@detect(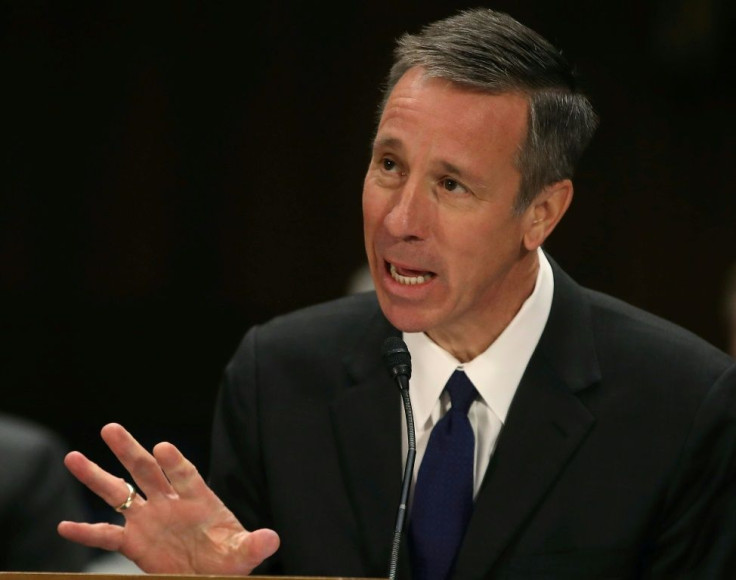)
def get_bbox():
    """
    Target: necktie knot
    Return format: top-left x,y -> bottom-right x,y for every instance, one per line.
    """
446,370 -> 477,415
